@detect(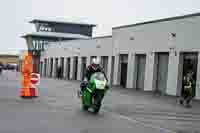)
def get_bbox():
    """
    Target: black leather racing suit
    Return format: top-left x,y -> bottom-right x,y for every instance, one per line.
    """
80,64 -> 108,92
